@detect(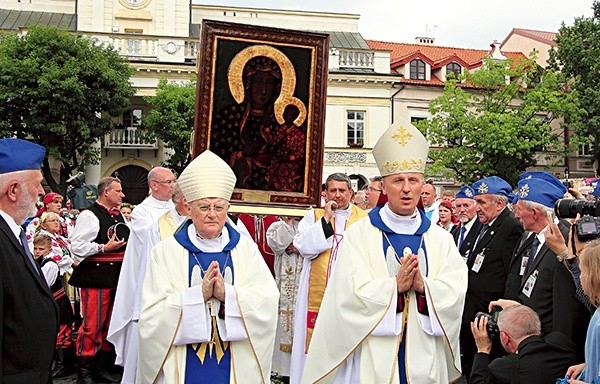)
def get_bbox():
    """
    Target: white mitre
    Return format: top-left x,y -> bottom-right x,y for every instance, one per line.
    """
372,118 -> 430,176
177,150 -> 237,203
